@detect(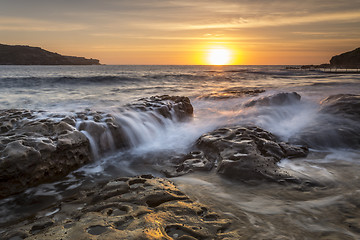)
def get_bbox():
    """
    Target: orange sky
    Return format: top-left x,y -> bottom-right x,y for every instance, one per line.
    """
1,0 -> 360,65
